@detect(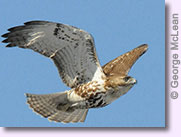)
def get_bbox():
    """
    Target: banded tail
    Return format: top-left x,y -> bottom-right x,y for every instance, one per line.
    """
25,92 -> 88,123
